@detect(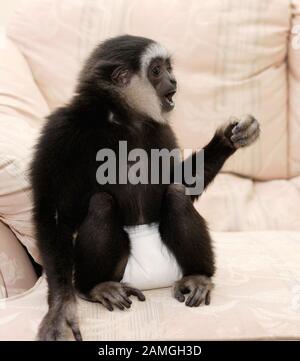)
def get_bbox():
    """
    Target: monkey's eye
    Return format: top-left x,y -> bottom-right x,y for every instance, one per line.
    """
152,66 -> 161,77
